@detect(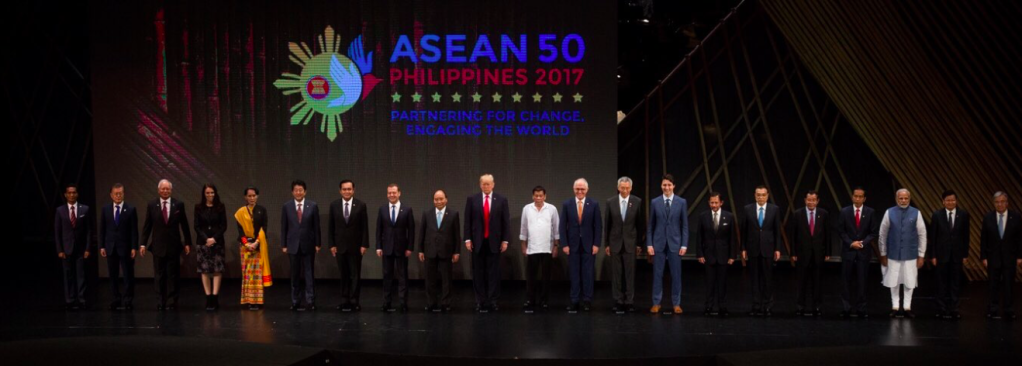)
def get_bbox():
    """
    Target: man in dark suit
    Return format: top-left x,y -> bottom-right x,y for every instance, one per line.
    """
646,174 -> 689,315
281,179 -> 321,311
694,192 -> 737,316
417,189 -> 461,312
927,190 -> 970,319
464,174 -> 511,312
980,191 -> 1022,320
376,183 -> 414,312
836,186 -> 878,318
54,183 -> 92,310
99,183 -> 139,310
604,176 -> 644,313
140,179 -> 191,310
561,178 -> 602,312
329,179 -> 369,311
789,190 -> 830,317
740,185 -> 783,316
